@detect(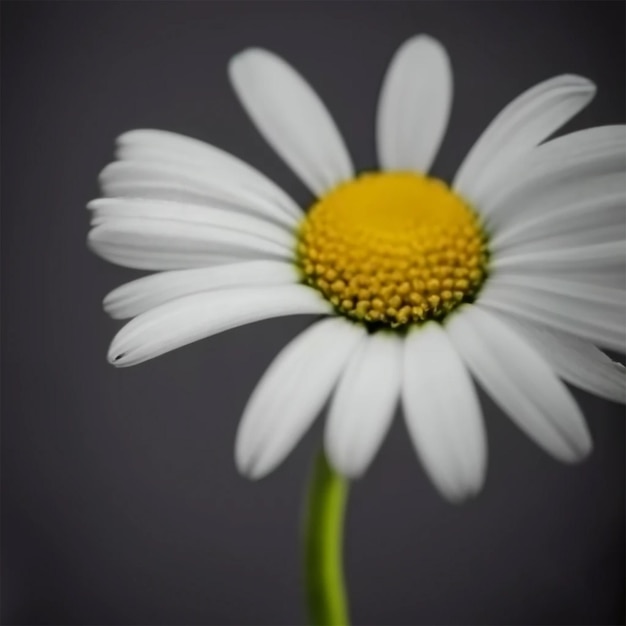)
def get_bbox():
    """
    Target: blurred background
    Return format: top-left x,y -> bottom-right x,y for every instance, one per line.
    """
2,2 -> 624,624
